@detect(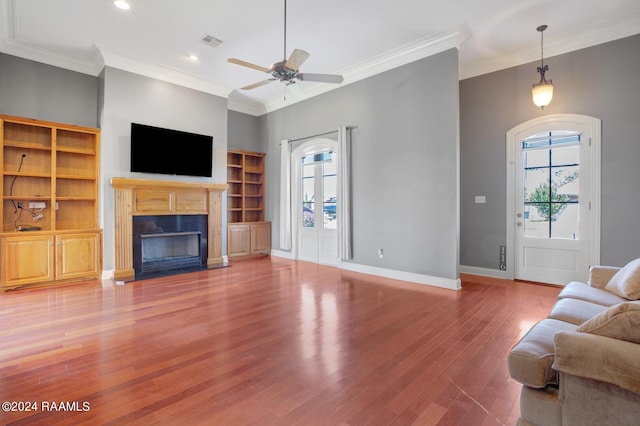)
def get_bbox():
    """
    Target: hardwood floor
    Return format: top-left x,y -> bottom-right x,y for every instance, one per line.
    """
0,257 -> 560,425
